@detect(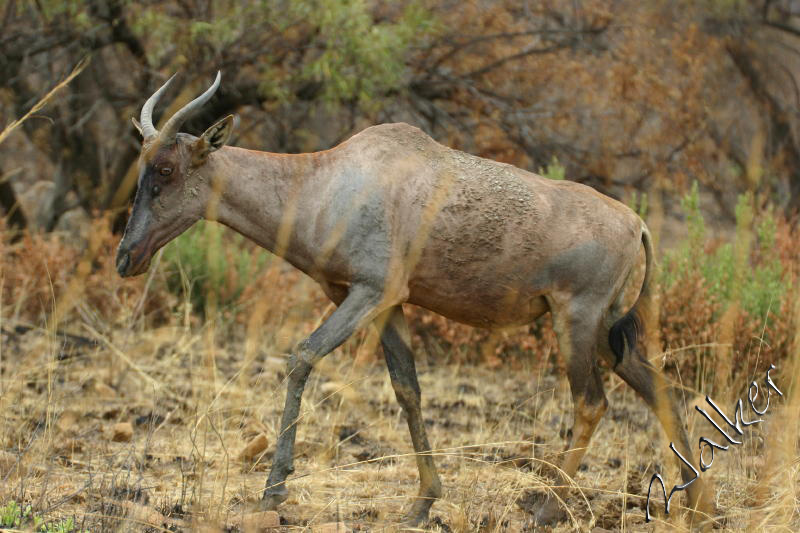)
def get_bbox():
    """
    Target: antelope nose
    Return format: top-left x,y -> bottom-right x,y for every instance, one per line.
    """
116,251 -> 131,277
